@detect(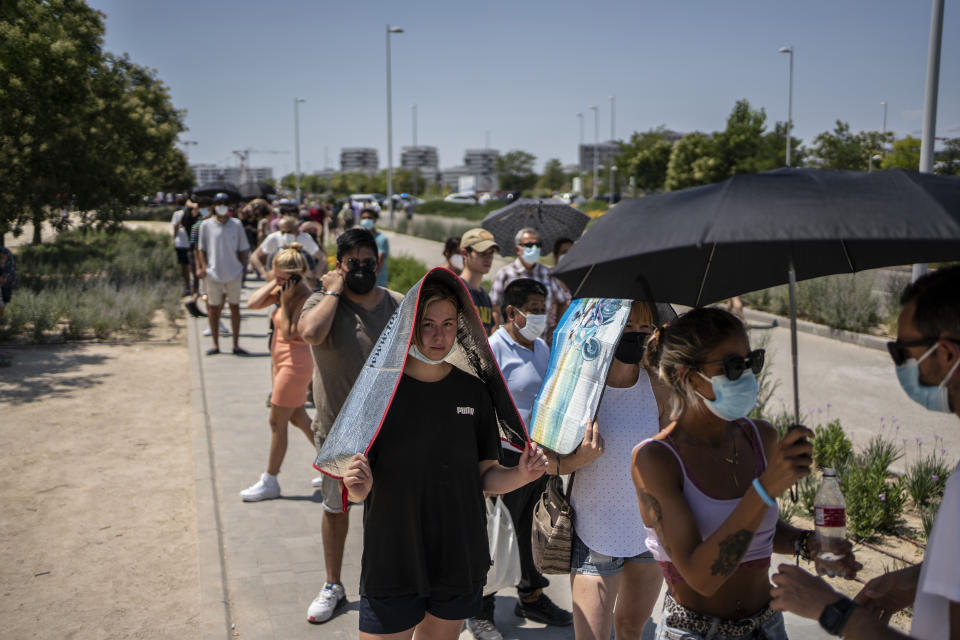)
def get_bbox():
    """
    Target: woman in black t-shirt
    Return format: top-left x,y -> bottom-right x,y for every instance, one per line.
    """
343,281 -> 549,640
